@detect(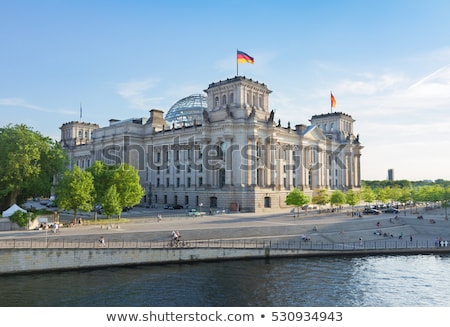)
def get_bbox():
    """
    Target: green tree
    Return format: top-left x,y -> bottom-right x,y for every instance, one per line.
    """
285,188 -> 310,218
375,187 -> 389,204
55,166 -> 94,222
102,185 -> 122,221
9,210 -> 30,228
86,161 -> 112,220
330,190 -> 346,210
86,161 -> 144,219
312,189 -> 330,211
0,124 -> 66,210
361,186 -> 376,206
111,163 -> 145,211
346,189 -> 360,214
